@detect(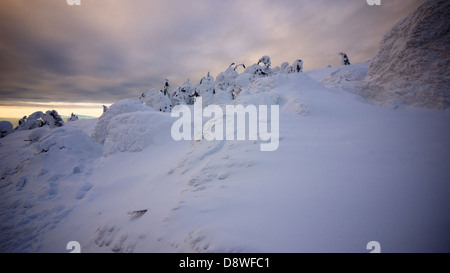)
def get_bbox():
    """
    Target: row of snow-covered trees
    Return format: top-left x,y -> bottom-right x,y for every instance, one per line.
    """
137,52 -> 351,112
138,56 -> 306,112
